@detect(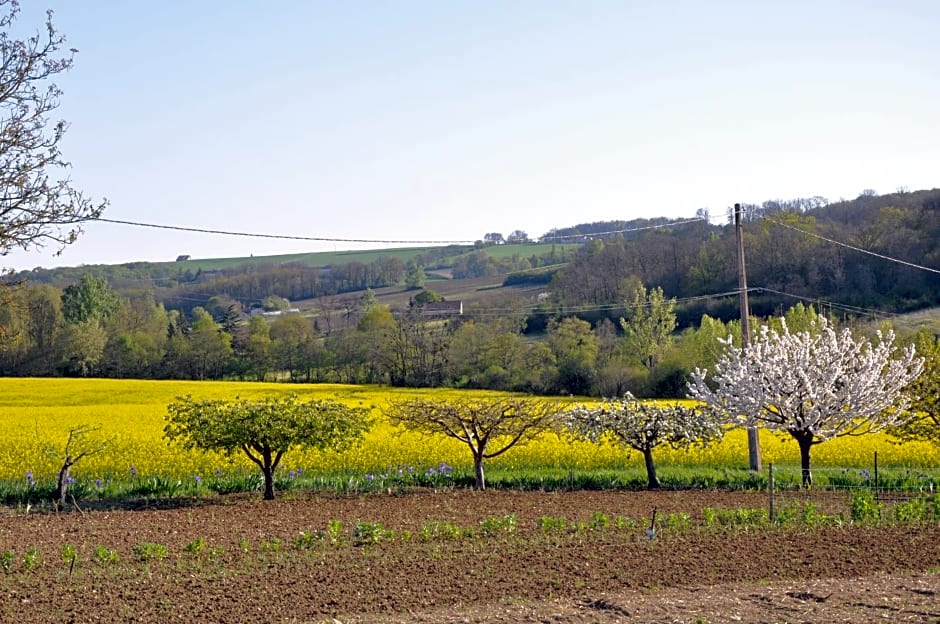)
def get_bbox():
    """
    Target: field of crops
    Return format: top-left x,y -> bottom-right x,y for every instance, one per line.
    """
1,378 -> 938,494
